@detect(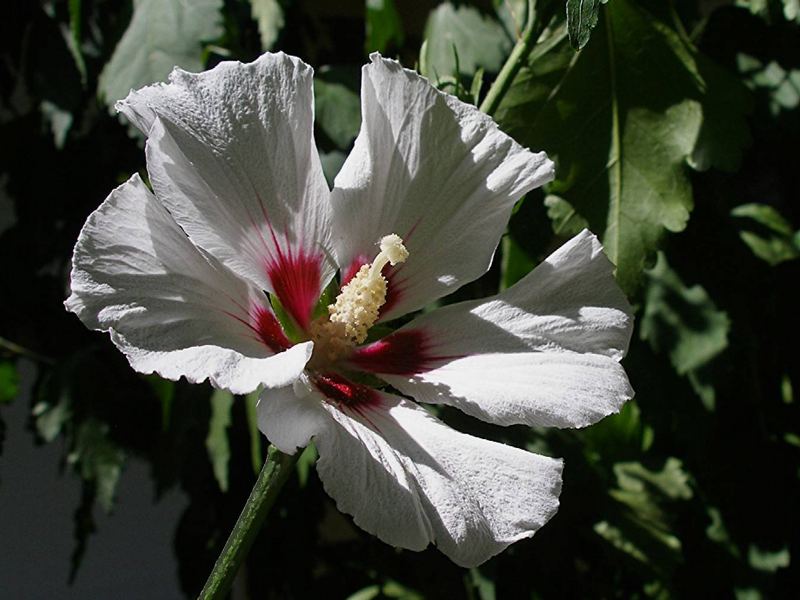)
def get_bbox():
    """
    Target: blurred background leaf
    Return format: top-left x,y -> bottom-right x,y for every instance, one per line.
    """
98,0 -> 224,109
250,0 -> 284,51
